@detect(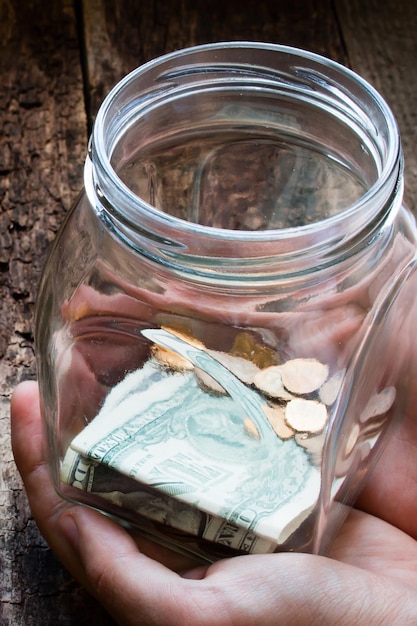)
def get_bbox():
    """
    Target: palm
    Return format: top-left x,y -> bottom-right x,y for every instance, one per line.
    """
328,509 -> 417,588
355,407 -> 417,541
12,381 -> 417,624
